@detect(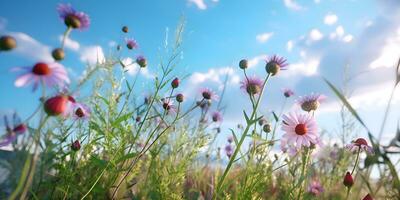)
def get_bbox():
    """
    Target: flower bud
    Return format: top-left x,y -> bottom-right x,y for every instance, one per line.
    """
52,48 -> 65,61
362,194 -> 373,200
239,59 -> 248,69
65,15 -> 81,29
71,140 -> 81,151
266,61 -> 280,76
343,172 -> 354,188
136,56 -> 147,68
263,123 -> 272,133
122,26 -> 129,33
171,78 -> 179,88
0,35 -> 17,51
136,116 -> 141,123
44,95 -> 69,116
176,93 -> 184,103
